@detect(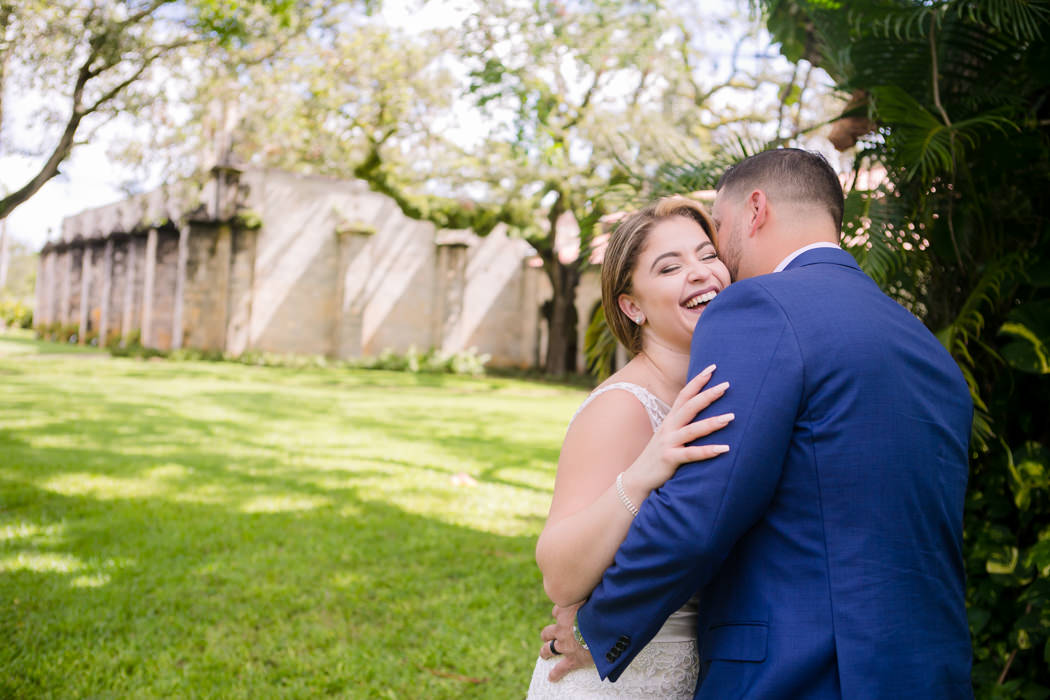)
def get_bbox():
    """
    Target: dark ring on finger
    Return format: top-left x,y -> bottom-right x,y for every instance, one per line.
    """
549,639 -> 561,656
